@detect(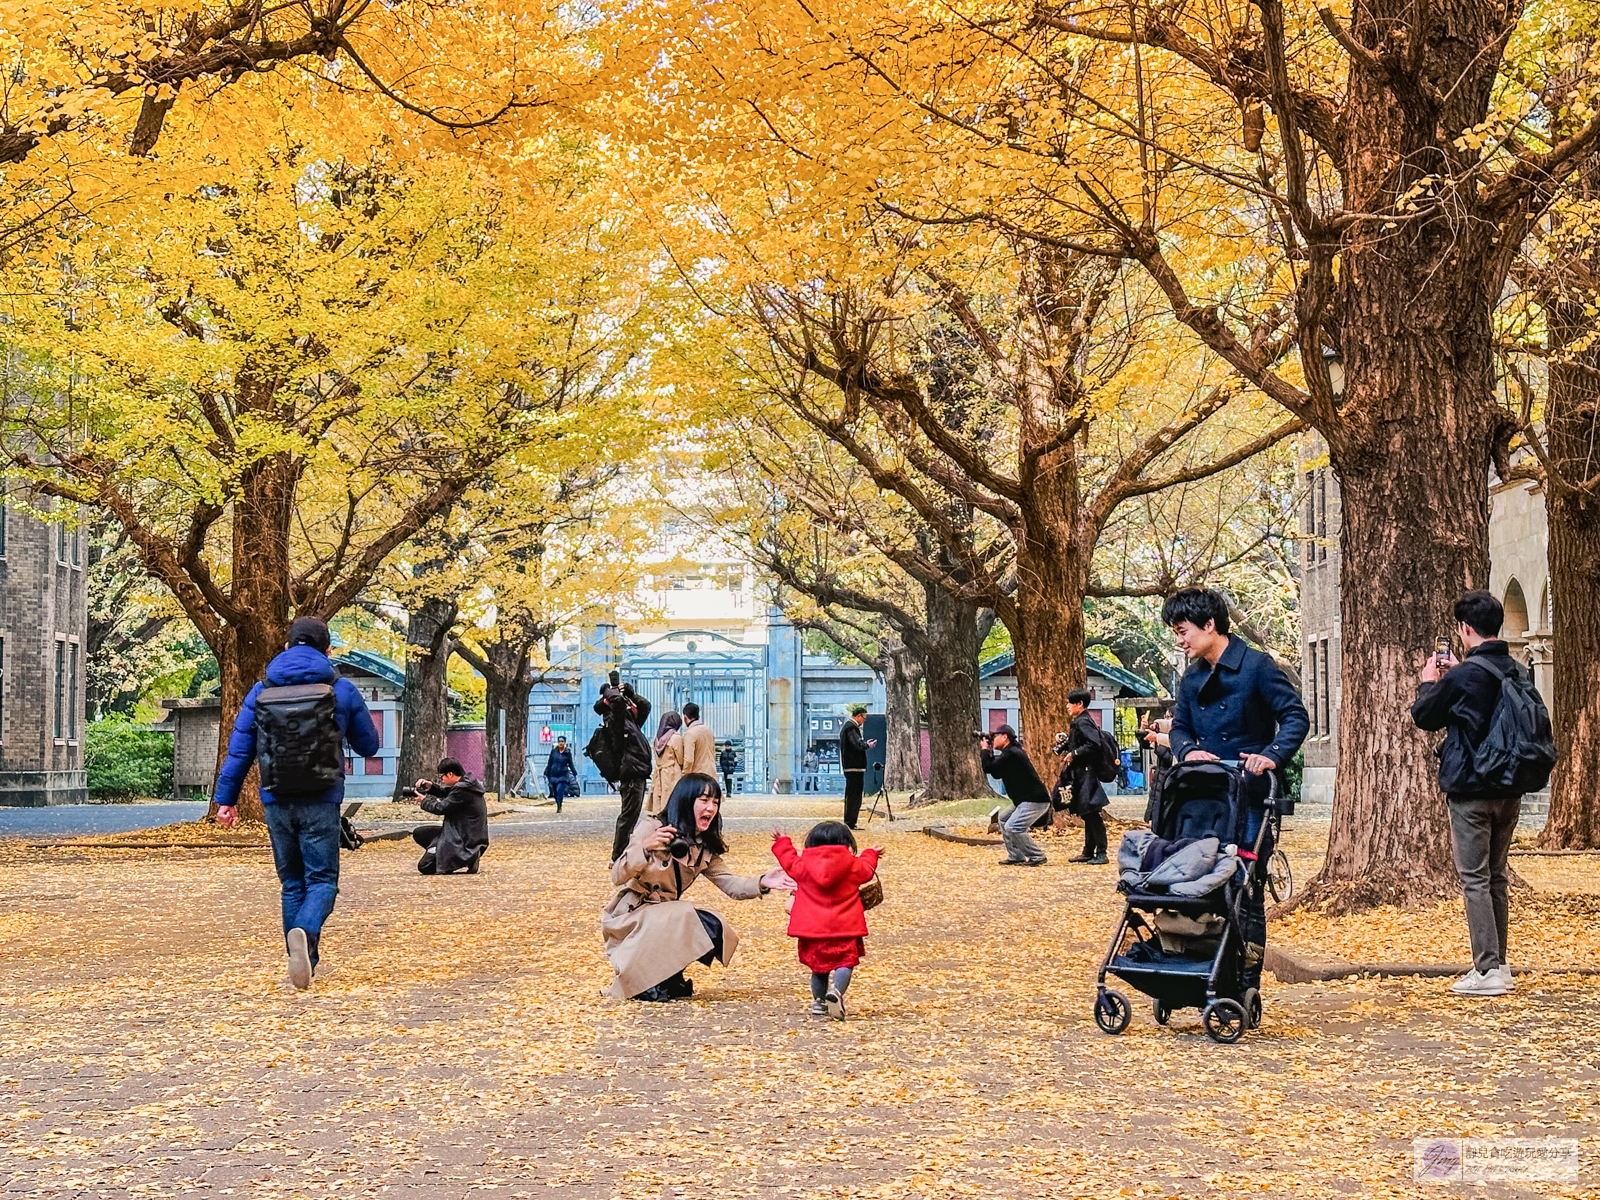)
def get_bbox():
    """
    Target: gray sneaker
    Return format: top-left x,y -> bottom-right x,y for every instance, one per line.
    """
808,999 -> 828,1018
286,928 -> 313,990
